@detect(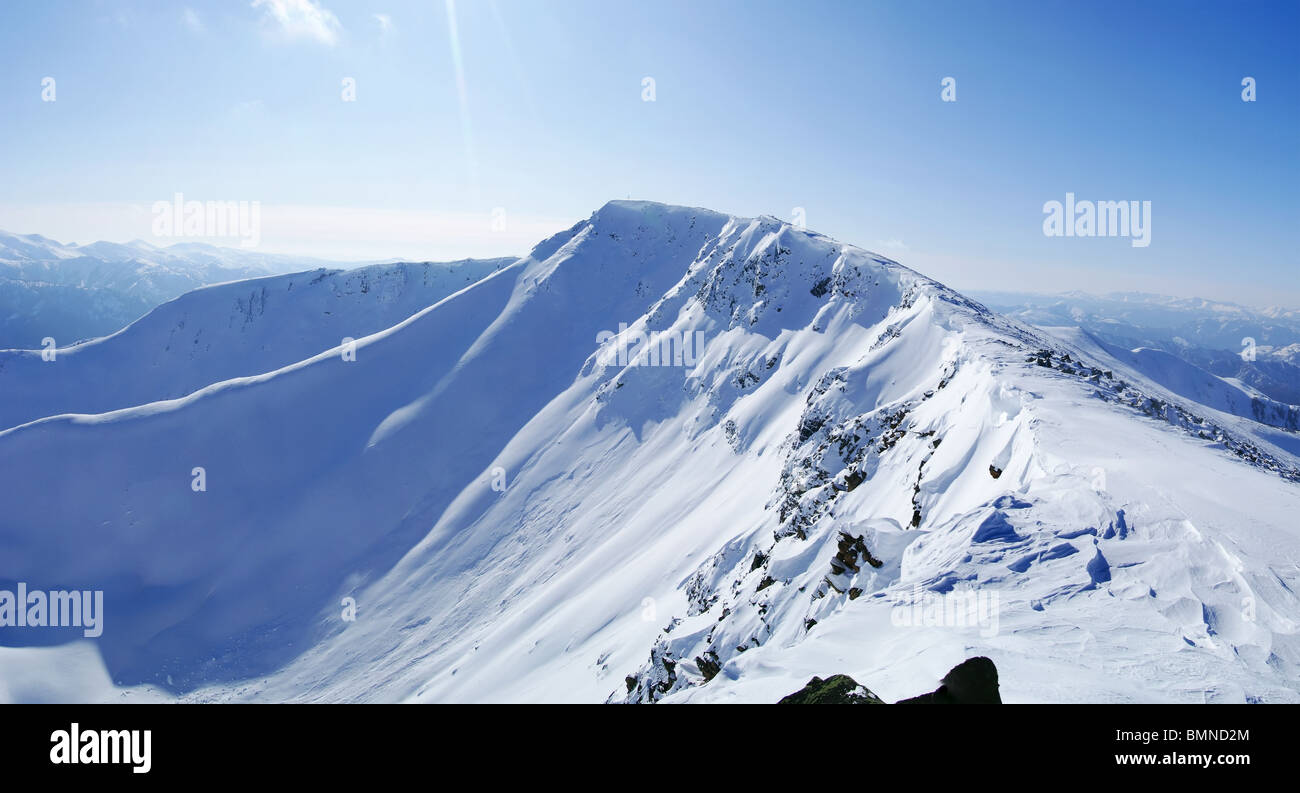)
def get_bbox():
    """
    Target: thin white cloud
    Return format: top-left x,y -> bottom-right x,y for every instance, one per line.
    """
251,0 -> 343,46
182,8 -> 204,34
229,99 -> 265,118
373,13 -> 394,46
